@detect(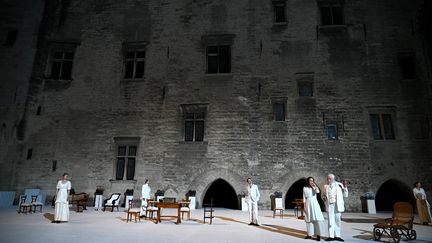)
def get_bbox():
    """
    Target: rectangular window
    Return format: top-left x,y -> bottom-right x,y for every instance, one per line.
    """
327,124 -> 338,140
369,113 -> 395,140
298,82 -> 313,97
399,56 -> 415,79
50,51 -> 74,80
409,115 -> 429,140
184,111 -> 205,142
273,102 -> 286,121
116,145 -> 137,180
4,29 -> 18,46
124,50 -> 145,79
207,45 -> 231,73
320,6 -> 343,25
273,3 -> 286,23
